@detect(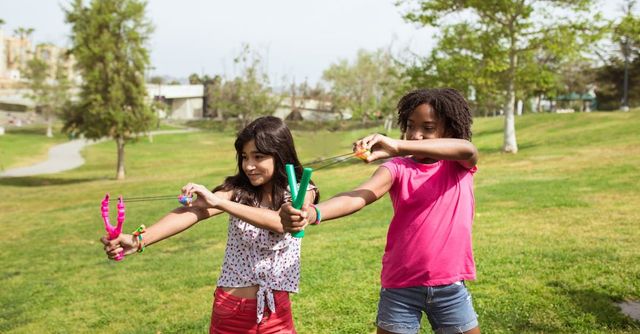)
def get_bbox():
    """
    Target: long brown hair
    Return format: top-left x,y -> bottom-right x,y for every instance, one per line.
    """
212,116 -> 318,210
